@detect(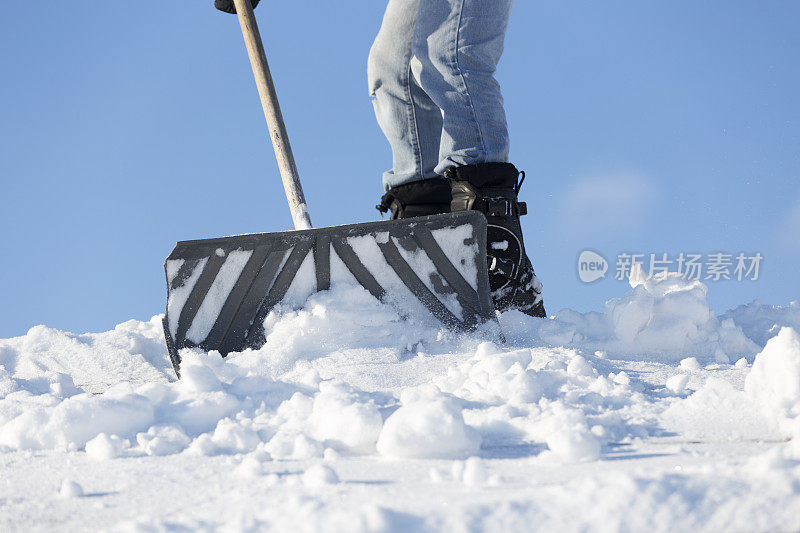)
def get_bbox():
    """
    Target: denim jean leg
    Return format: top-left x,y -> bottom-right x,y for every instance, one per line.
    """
368,0 -> 444,191
411,0 -> 514,174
